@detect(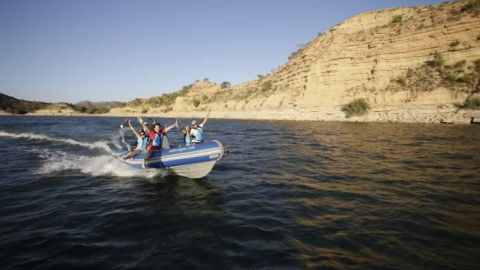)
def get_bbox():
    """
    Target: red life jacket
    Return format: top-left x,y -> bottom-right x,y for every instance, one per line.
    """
147,128 -> 165,150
